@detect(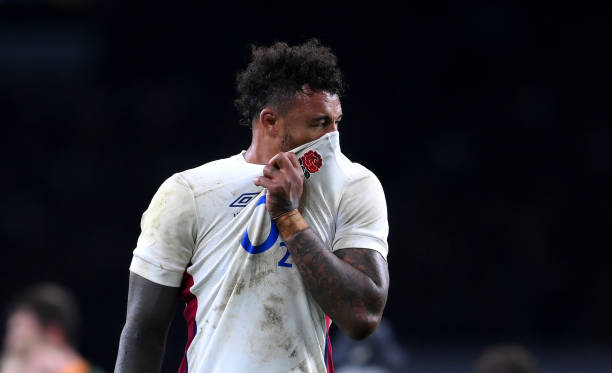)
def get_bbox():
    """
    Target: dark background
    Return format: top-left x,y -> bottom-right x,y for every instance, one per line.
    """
1,1 -> 611,372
